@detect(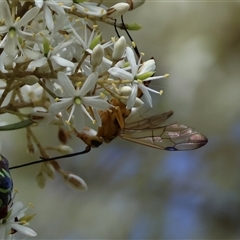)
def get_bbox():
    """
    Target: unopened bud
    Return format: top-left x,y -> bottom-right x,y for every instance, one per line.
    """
126,0 -> 146,10
134,97 -> 144,107
22,75 -> 39,85
125,23 -> 142,31
58,127 -> 69,144
112,36 -> 126,60
106,3 -> 130,18
120,86 -> 132,96
138,59 -> 156,73
57,144 -> 73,154
26,143 -> 37,155
41,162 -> 55,180
3,55 -> 15,70
90,44 -> 104,67
64,173 -> 88,191
36,172 -> 47,189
